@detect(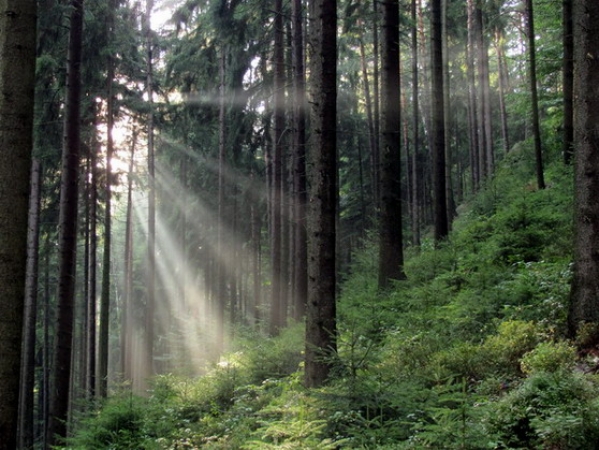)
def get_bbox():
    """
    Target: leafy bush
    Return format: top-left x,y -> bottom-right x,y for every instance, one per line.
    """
487,371 -> 599,449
